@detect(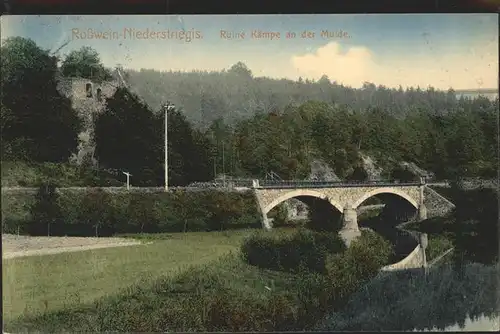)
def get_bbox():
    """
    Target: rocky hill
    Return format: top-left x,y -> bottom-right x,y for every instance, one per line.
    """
359,153 -> 384,180
307,160 -> 341,181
